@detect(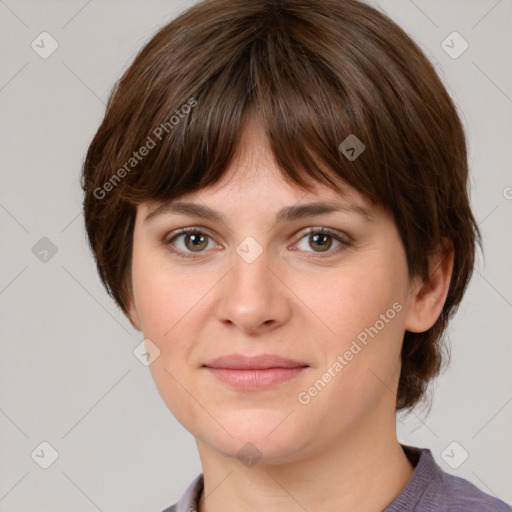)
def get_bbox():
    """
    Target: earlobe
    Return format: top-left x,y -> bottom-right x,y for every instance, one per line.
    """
404,241 -> 455,333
